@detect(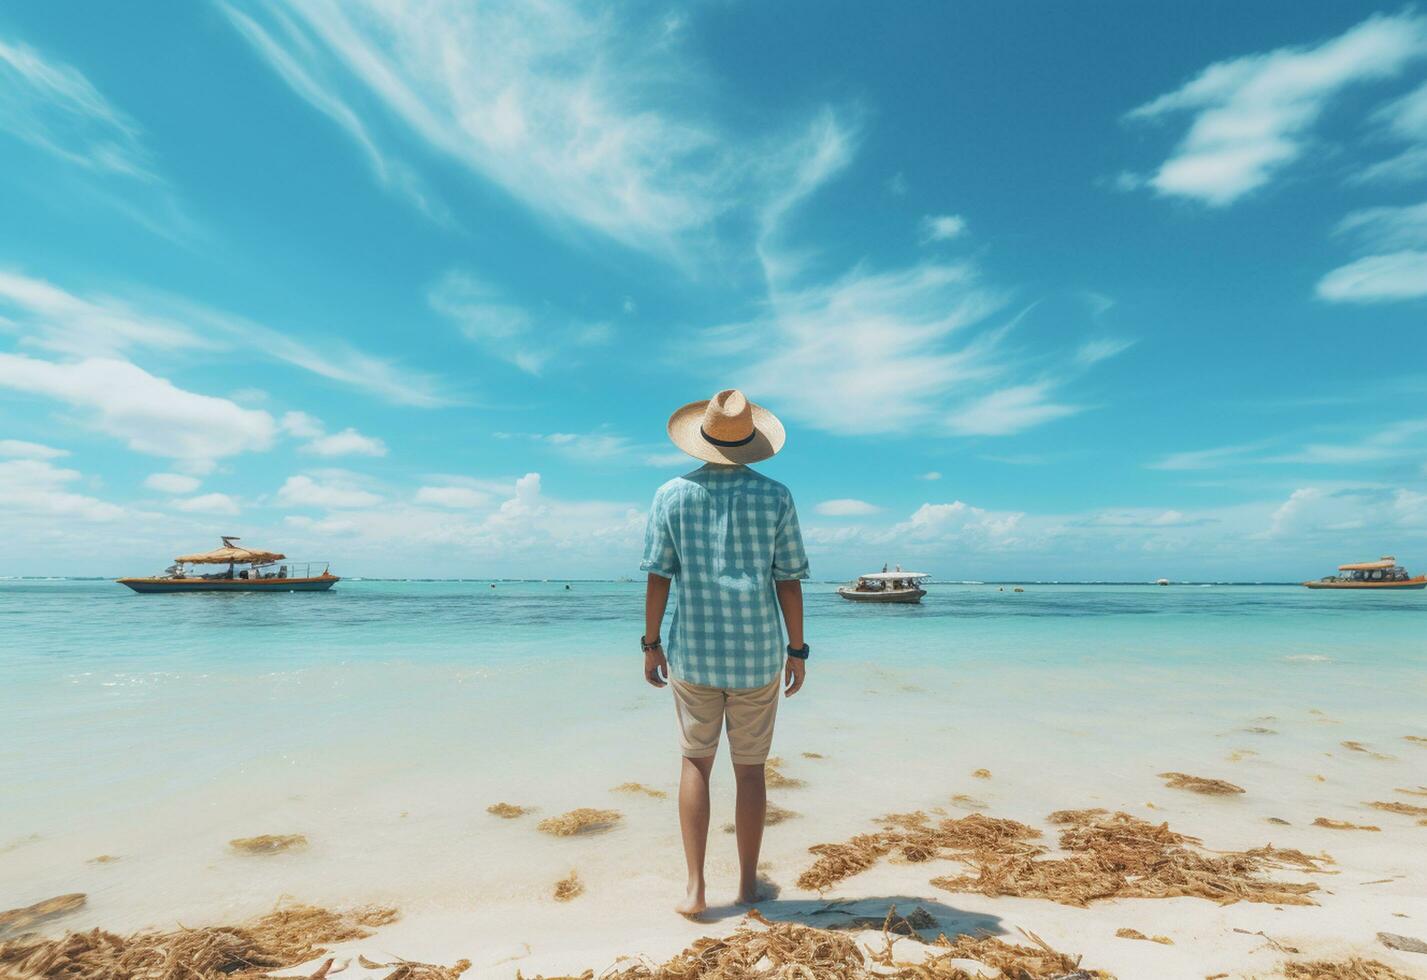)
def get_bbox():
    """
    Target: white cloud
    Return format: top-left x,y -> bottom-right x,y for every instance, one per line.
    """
1148,443 -> 1262,471
0,438 -> 68,459
1125,12 -> 1427,205
0,458 -> 125,521
144,472 -> 201,494
1334,201 -> 1427,251
224,0 -> 754,254
1075,337 -> 1134,366
280,411 -> 324,439
0,270 -> 210,356
919,214 -> 967,243
1264,486 -> 1427,539
947,383 -> 1079,436
707,114 -> 1104,442
0,271 -> 450,407
920,471 -> 942,481
1316,251 -> 1427,302
277,473 -> 384,509
0,354 -> 276,461
303,427 -> 388,458
815,498 -> 882,517
427,270 -> 615,373
1353,80 -> 1427,184
0,37 -> 151,178
414,485 -> 492,509
172,492 -> 240,515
